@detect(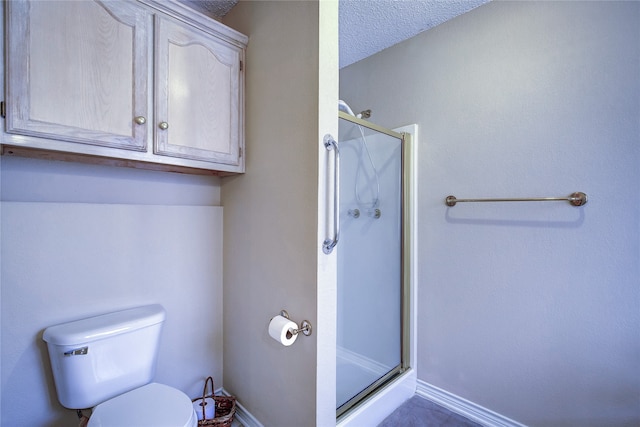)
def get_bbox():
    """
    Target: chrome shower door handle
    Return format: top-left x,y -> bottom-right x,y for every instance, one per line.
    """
323,134 -> 340,254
